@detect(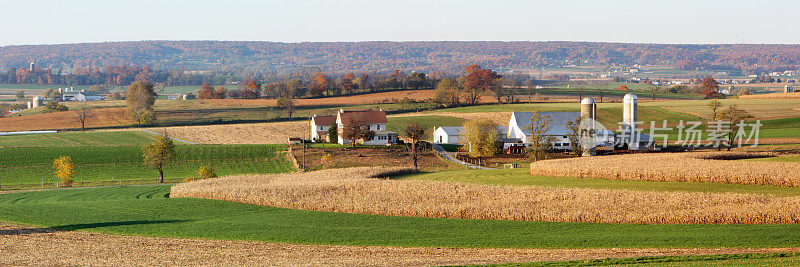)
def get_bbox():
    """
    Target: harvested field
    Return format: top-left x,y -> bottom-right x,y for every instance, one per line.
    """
5,222 -> 799,266
395,111 -> 510,125
740,92 -> 800,99
0,107 -> 129,132
172,167 -> 800,224
148,121 -> 307,144
297,146 -> 449,171
530,152 -> 800,187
